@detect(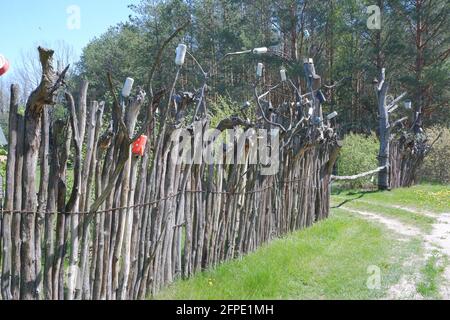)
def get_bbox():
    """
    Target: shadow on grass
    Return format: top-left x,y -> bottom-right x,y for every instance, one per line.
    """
332,190 -> 381,209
